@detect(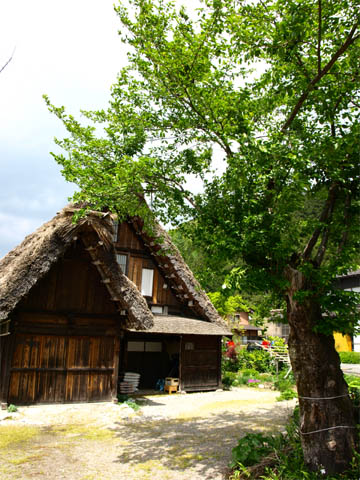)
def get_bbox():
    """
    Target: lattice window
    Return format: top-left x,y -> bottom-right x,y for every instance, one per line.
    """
116,253 -> 128,274
141,268 -> 154,296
